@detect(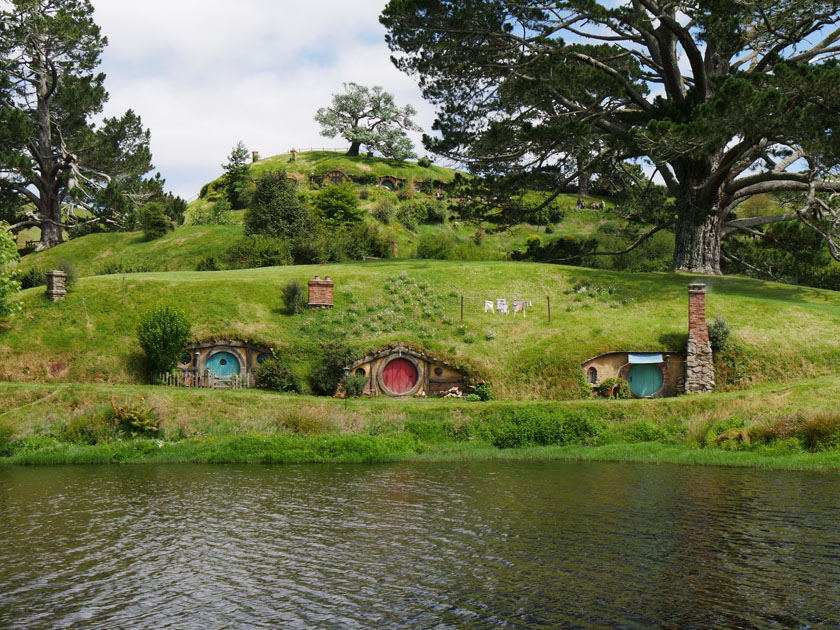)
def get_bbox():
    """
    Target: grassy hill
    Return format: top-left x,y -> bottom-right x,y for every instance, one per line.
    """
2,260 -> 838,399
